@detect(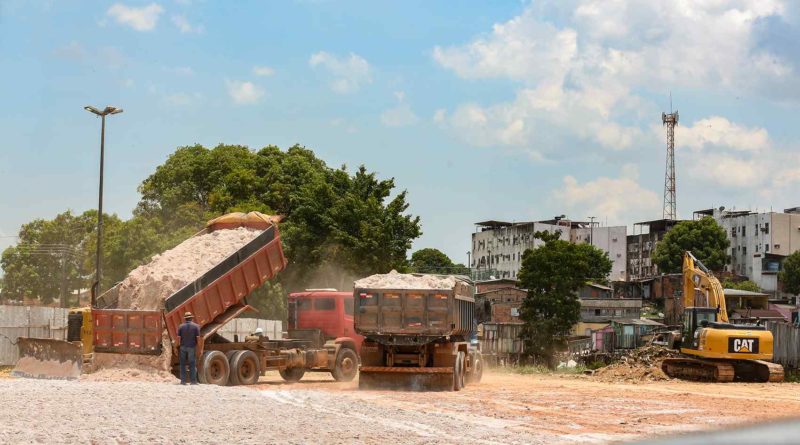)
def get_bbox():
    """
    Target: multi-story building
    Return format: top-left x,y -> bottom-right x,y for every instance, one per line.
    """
694,207 -> 800,294
626,219 -> 681,280
471,218 -> 627,281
